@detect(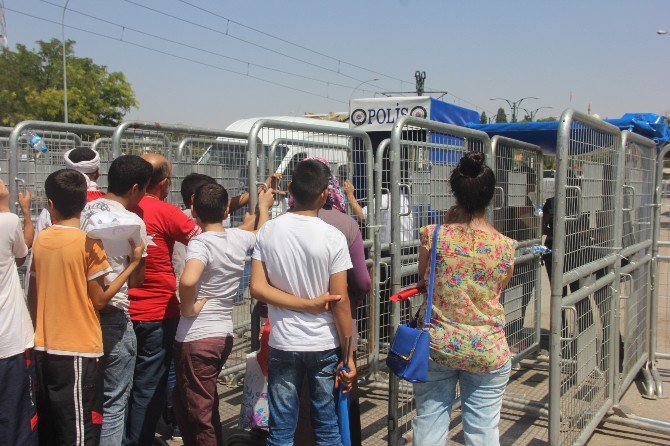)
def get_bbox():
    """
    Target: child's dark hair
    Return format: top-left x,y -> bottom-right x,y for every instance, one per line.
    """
107,155 -> 152,195
45,169 -> 87,219
193,183 -> 229,224
181,173 -> 216,207
67,147 -> 97,164
449,151 -> 496,217
290,159 -> 330,206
